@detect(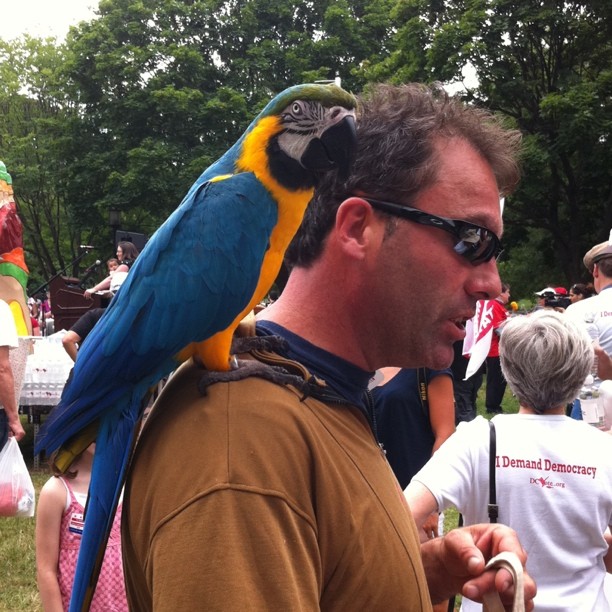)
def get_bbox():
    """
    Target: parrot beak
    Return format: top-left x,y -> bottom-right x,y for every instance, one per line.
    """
301,114 -> 357,181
